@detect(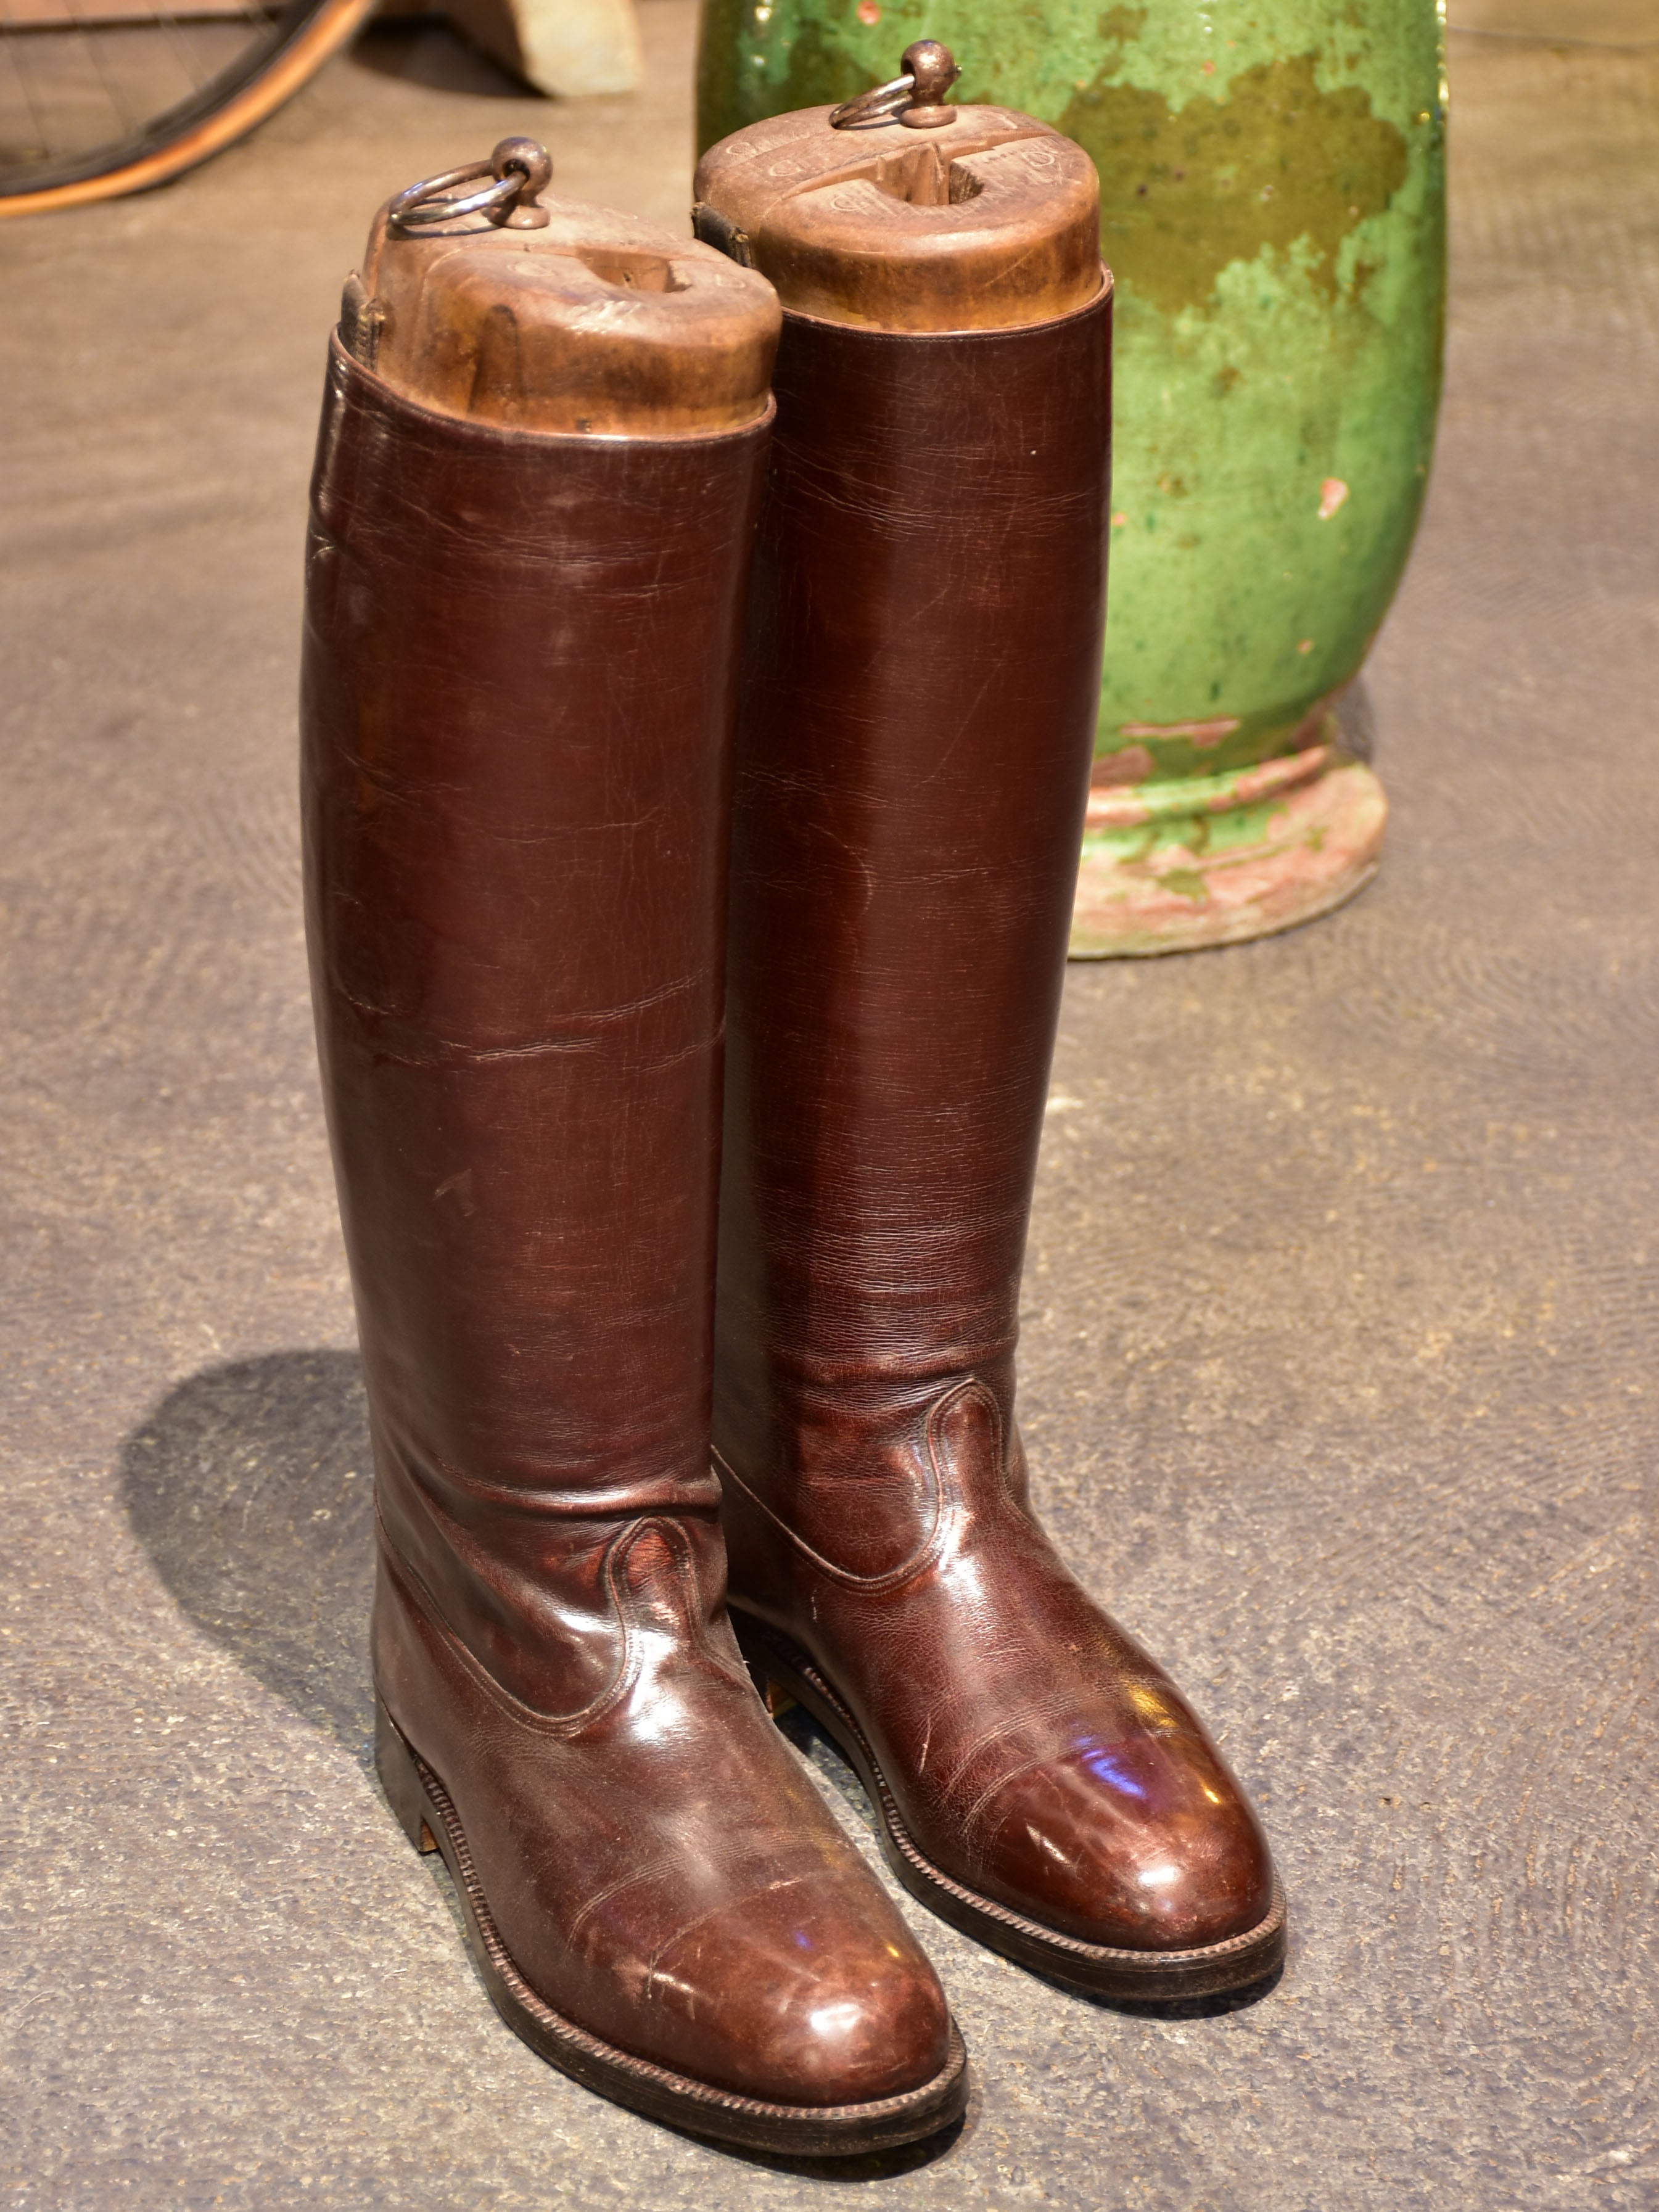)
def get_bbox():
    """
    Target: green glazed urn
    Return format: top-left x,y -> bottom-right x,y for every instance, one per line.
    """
696,0 -> 1446,955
